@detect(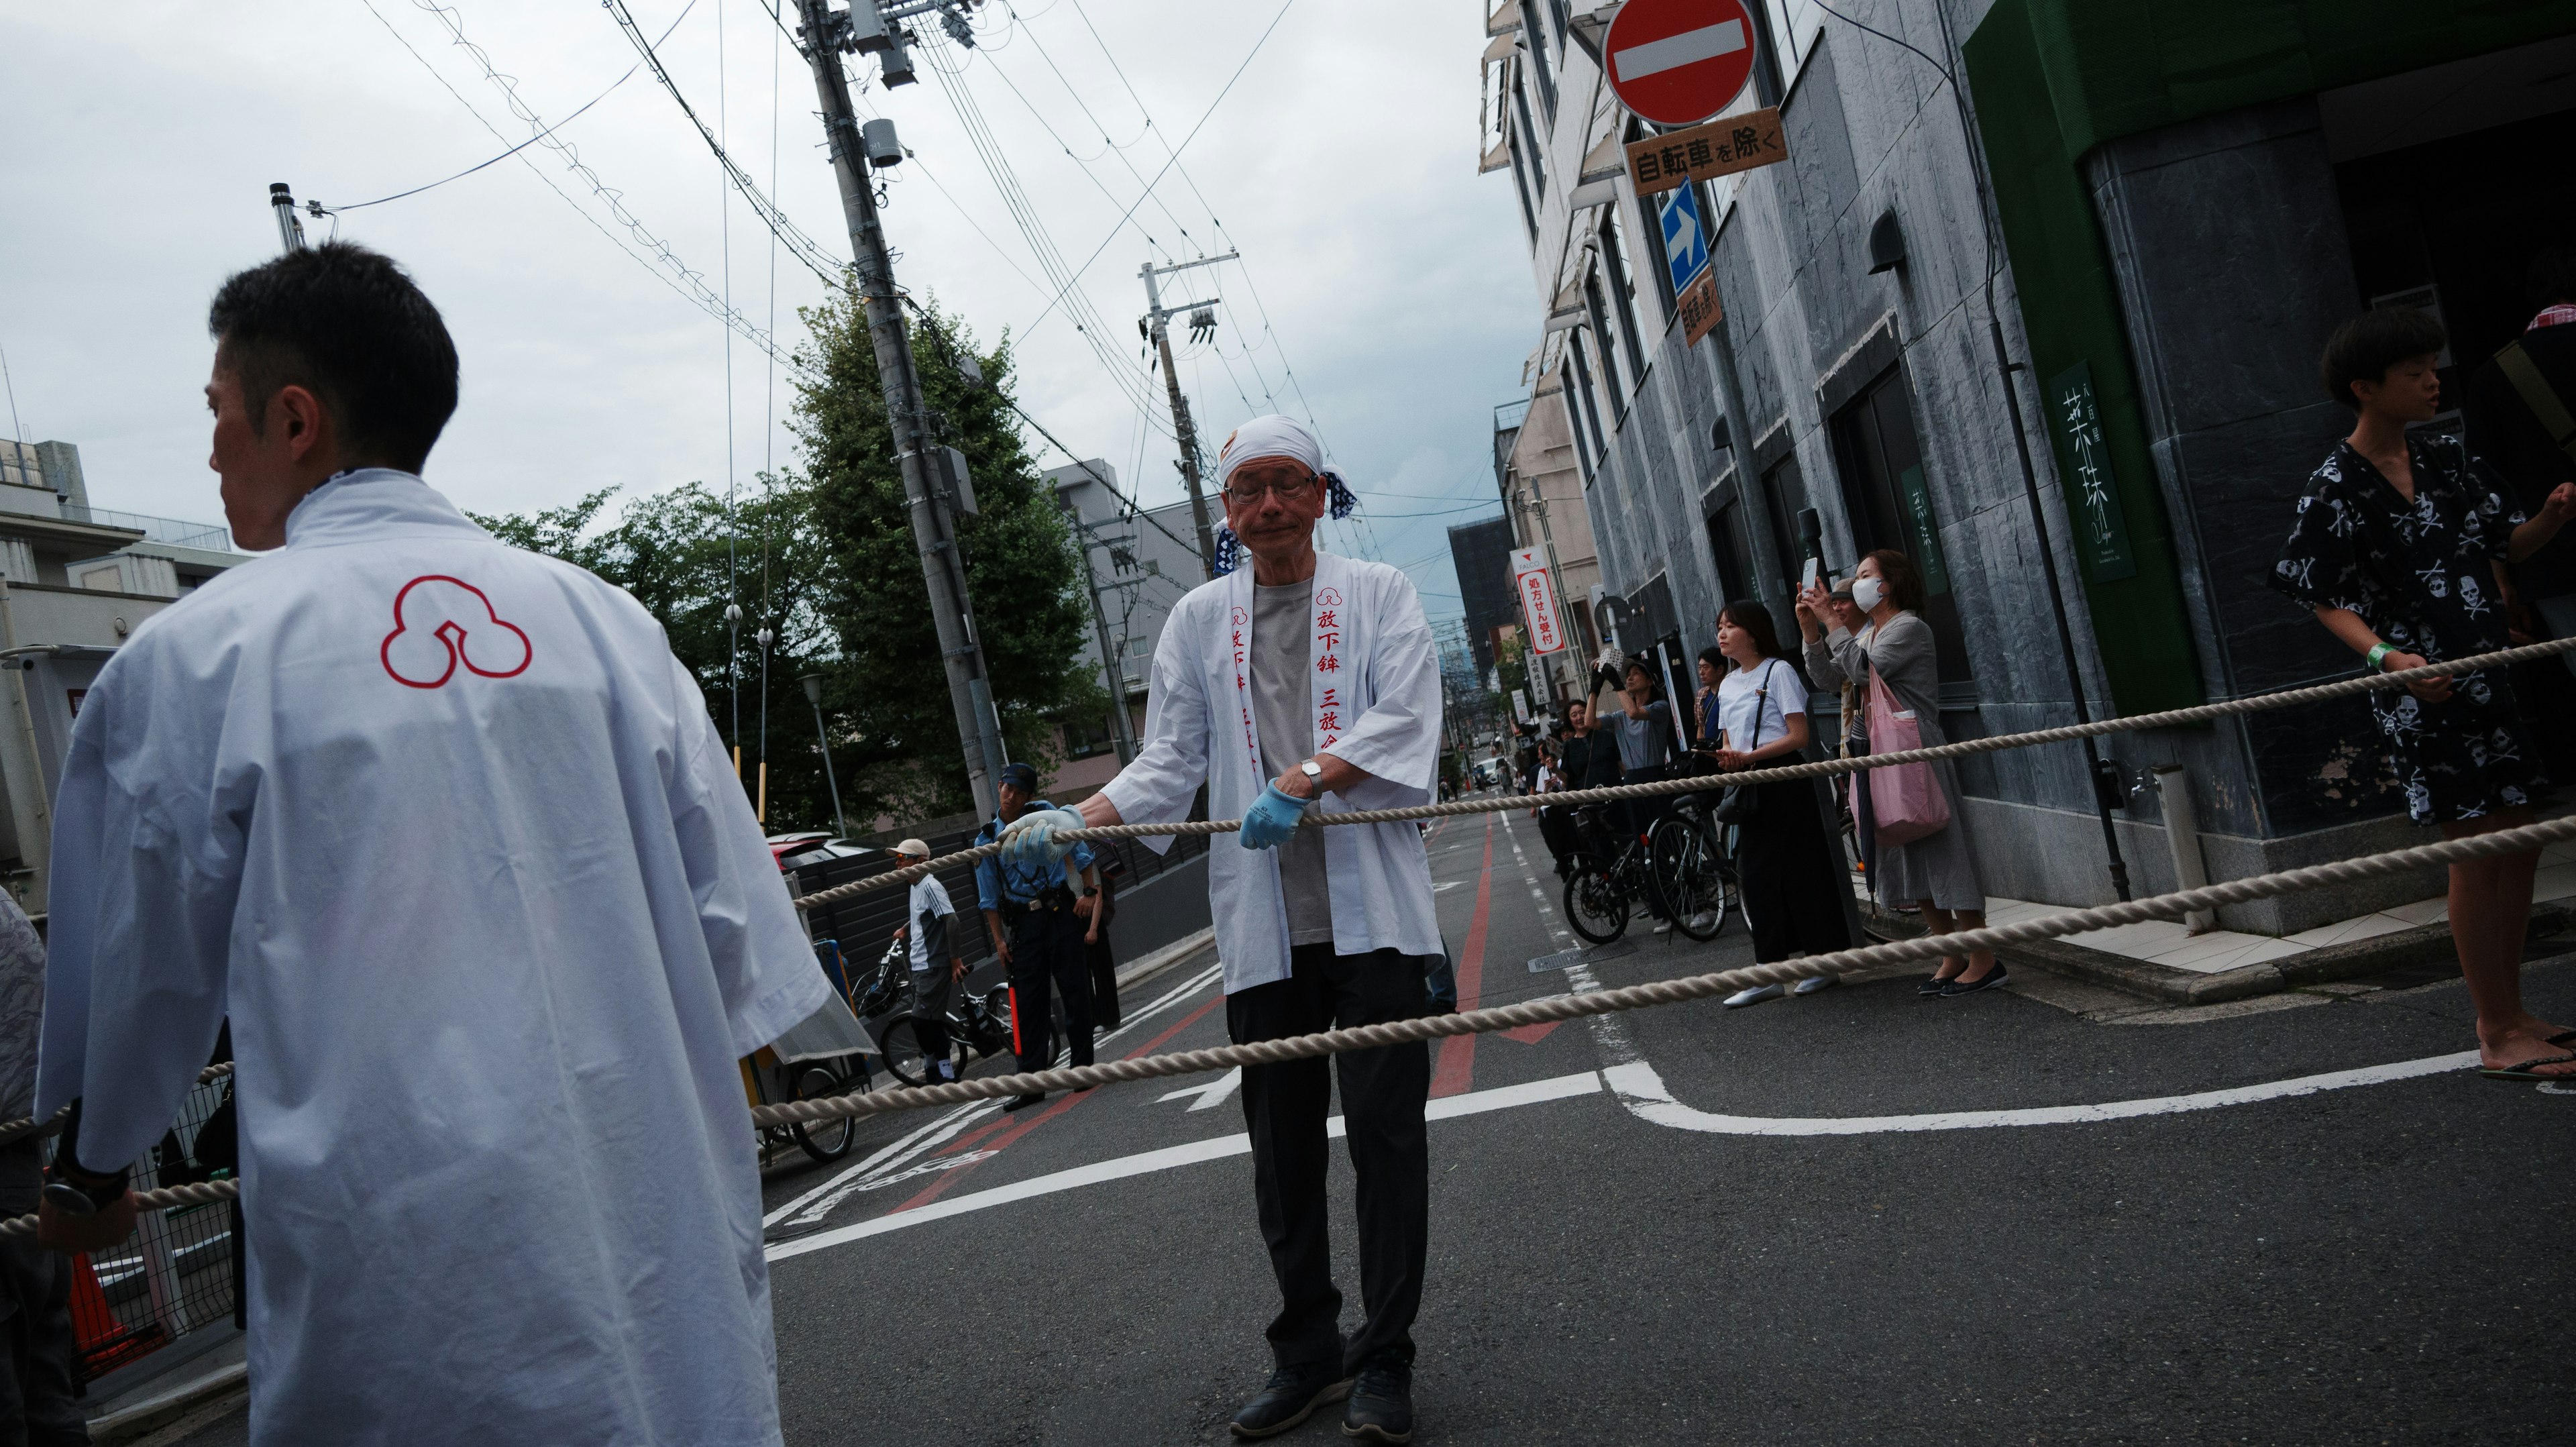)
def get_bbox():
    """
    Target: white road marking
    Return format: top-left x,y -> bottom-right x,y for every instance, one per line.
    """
1157,1067 -> 1244,1112
768,1070 -> 1609,1263
1602,1053 -> 2485,1135
765,963 -> 1226,1228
